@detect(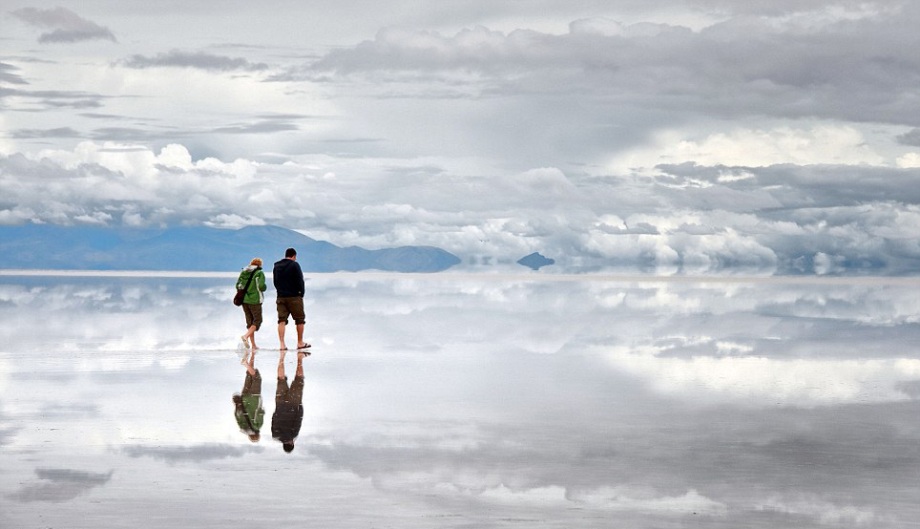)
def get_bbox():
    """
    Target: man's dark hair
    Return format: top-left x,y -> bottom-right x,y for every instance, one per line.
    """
285,247 -> 297,258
